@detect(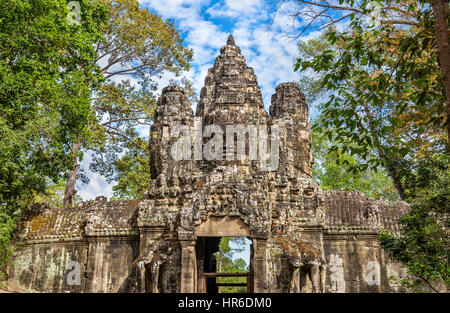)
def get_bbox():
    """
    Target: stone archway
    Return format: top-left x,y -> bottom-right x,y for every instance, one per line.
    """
196,216 -> 250,237
195,217 -> 250,293
179,215 -> 267,293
